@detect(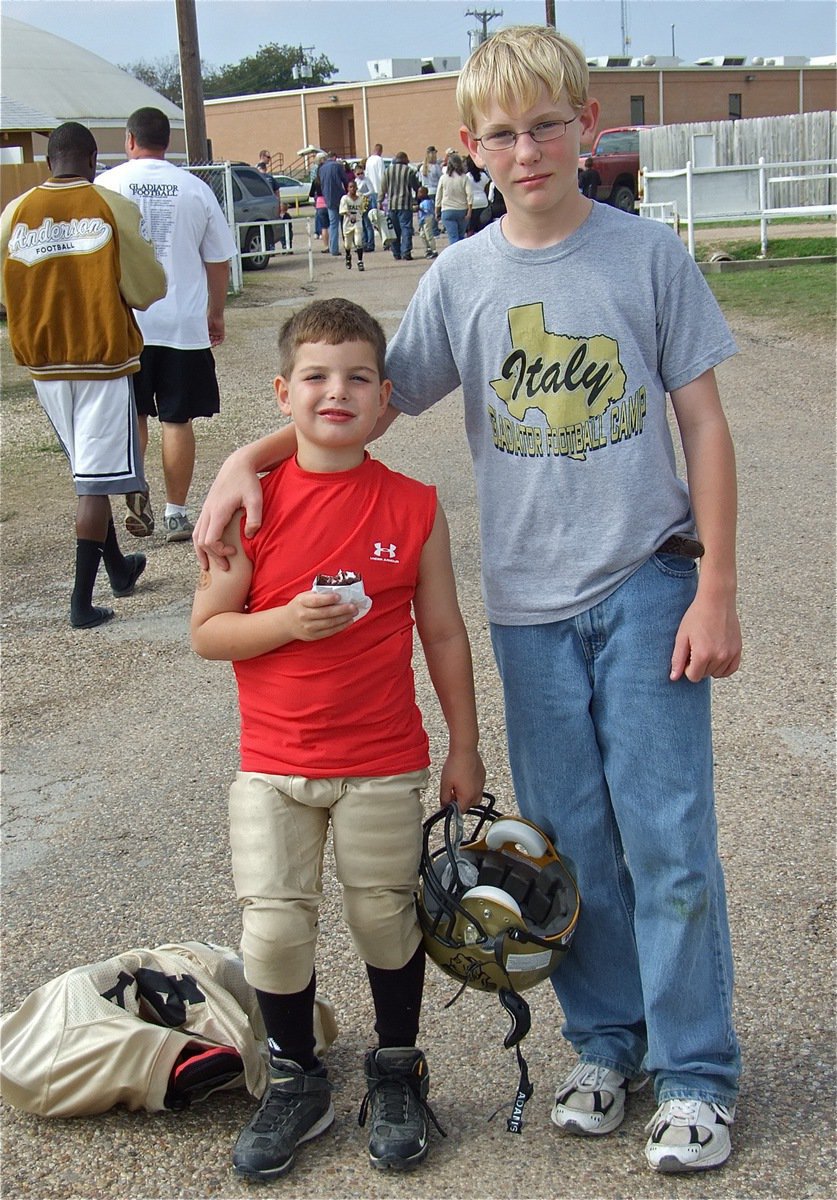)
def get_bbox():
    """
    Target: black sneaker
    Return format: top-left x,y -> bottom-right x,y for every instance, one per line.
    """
358,1047 -> 444,1171
232,1057 -> 333,1180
